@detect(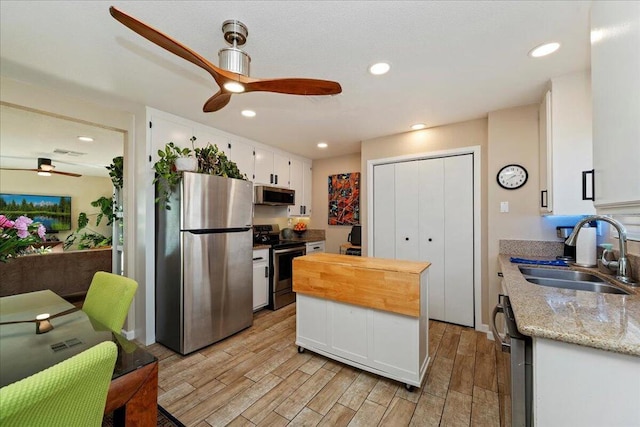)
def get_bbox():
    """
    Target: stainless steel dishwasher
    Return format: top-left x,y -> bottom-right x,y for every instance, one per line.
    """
490,294 -> 533,427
